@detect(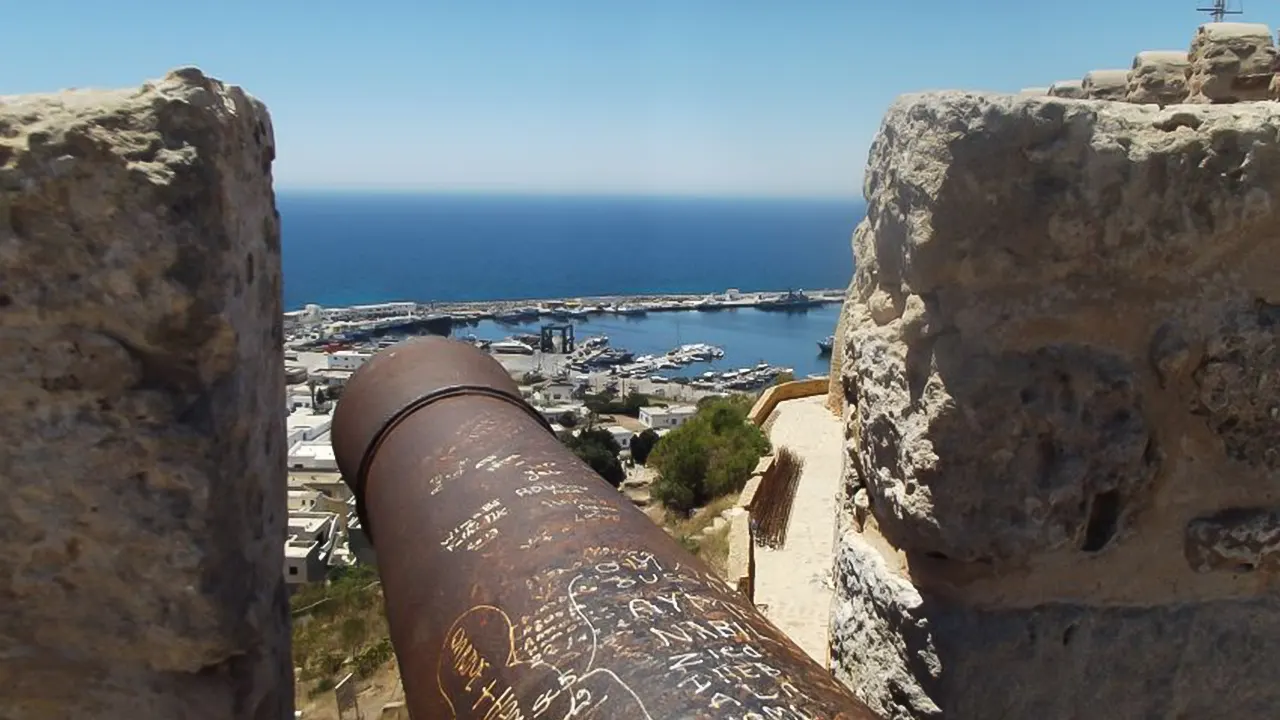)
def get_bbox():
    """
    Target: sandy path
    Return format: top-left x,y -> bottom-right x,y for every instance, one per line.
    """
754,395 -> 841,667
